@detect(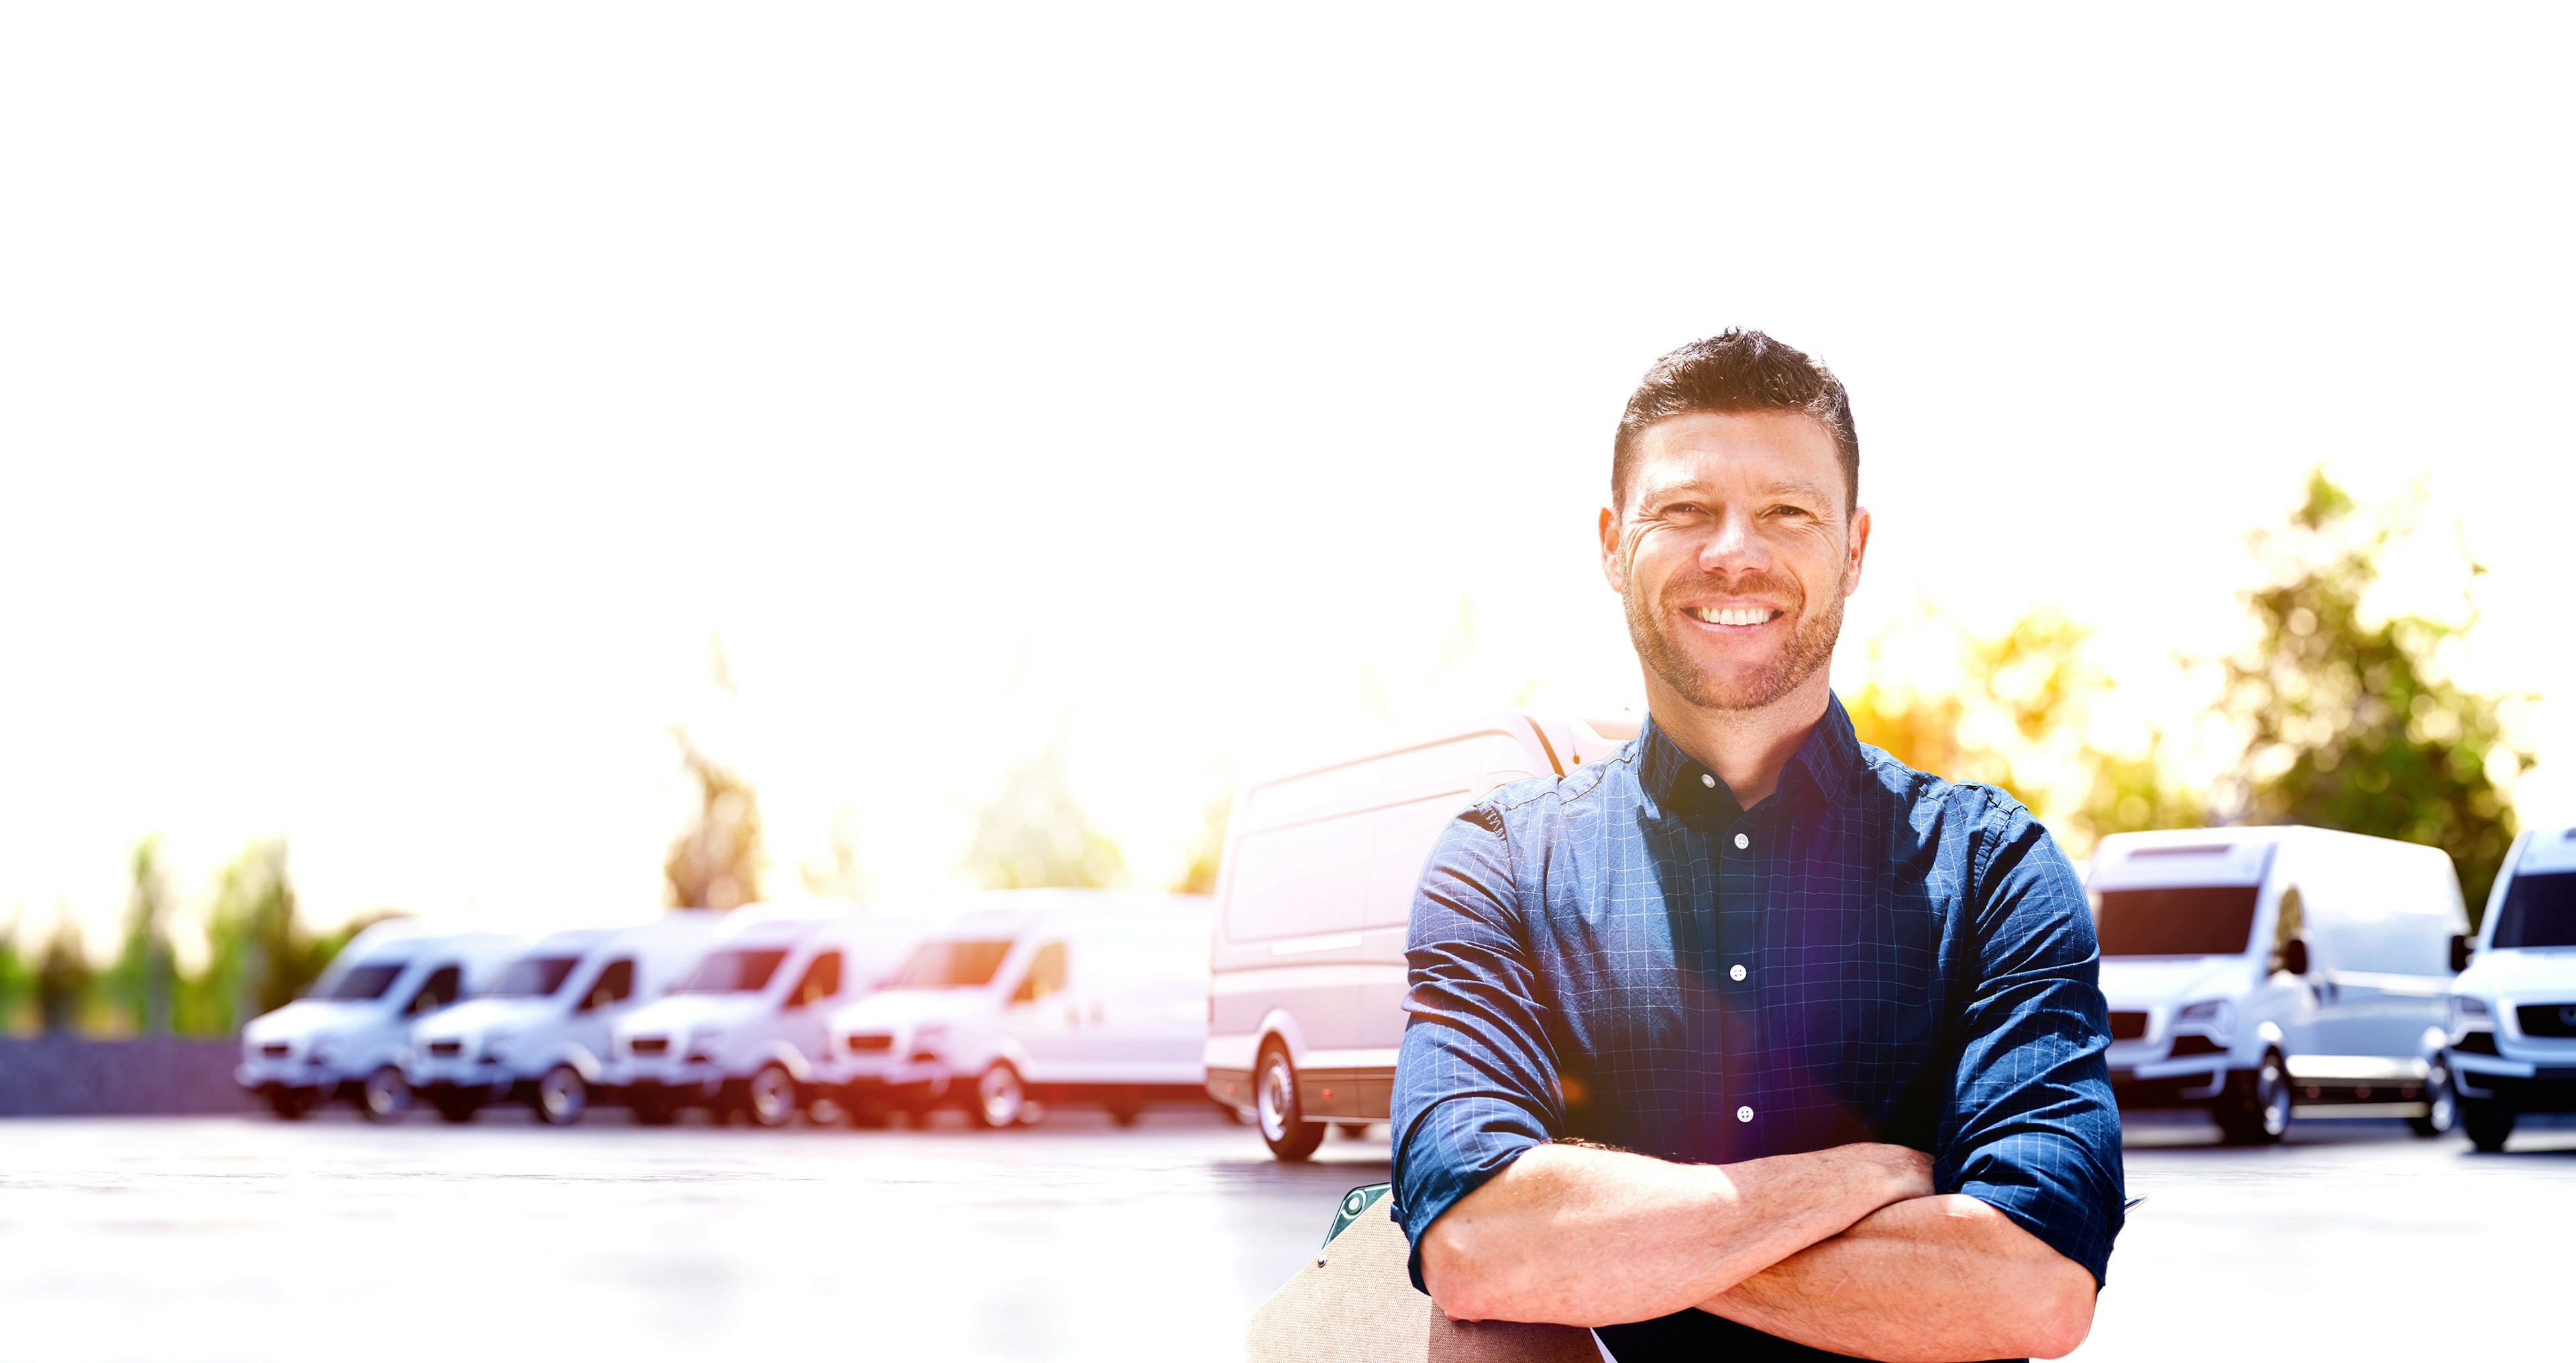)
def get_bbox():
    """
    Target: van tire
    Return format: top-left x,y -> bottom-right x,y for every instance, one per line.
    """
360,1067 -> 413,1124
2406,1056 -> 2456,1138
1255,1044 -> 1326,1162
430,1086 -> 484,1124
2214,1050 -> 2291,1145
2463,1098 -> 2515,1153
970,1064 -> 1027,1129
533,1066 -> 589,1126
1106,1087 -> 1145,1127
745,1064 -> 800,1128
265,1087 -> 317,1121
628,1090 -> 680,1126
